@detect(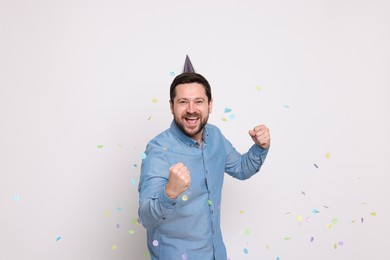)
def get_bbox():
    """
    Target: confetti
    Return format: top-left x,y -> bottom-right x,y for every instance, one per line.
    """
284,237 -> 291,240
12,194 -> 20,202
224,107 -> 232,113
131,179 -> 136,185
332,218 -> 338,224
297,215 -> 303,222
105,211 -> 110,217
112,245 -> 117,250
170,71 -> 175,77
152,240 -> 159,247
116,207 -> 123,211
97,145 -> 103,148
141,153 -> 147,160
333,243 -> 337,250
152,98 -> 158,103
310,236 -> 314,242
132,218 -> 140,225
240,210 -> 245,214
182,195 -> 188,201
326,153 -> 331,159
147,116 -> 152,120
312,209 -> 320,214
133,164 -> 138,168
128,230 -> 135,235
284,212 -> 291,215
228,114 -> 236,120
116,224 -> 120,229
305,217 -> 312,223
266,244 -> 270,250
244,228 -> 251,235
338,241 -> 344,246
144,252 -> 150,258
370,212 -> 377,216
301,191 -> 306,195
277,257 -> 280,260
221,118 -> 228,122
243,248 -> 248,254
326,224 -> 332,230
283,105 -> 290,109
361,218 -> 364,223
181,254 -> 188,260
255,86 -> 261,91
314,163 -> 319,168
56,236 -> 62,241
207,200 -> 213,206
